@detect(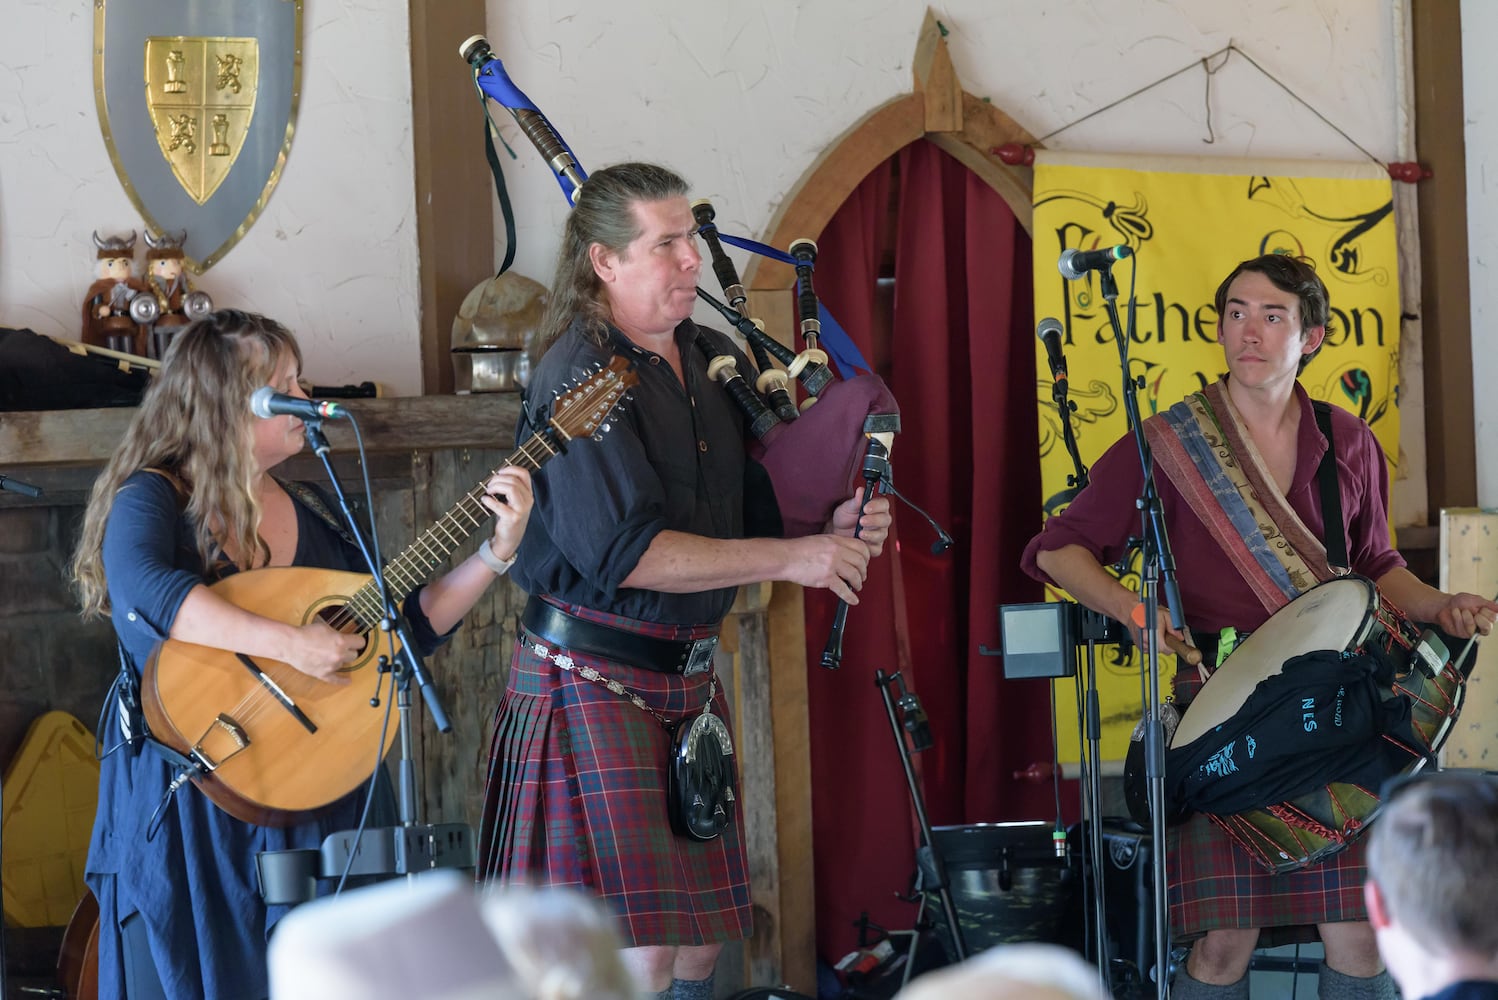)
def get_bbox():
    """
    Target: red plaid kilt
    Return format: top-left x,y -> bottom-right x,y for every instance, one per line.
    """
1168,667 -> 1369,944
476,602 -> 752,948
